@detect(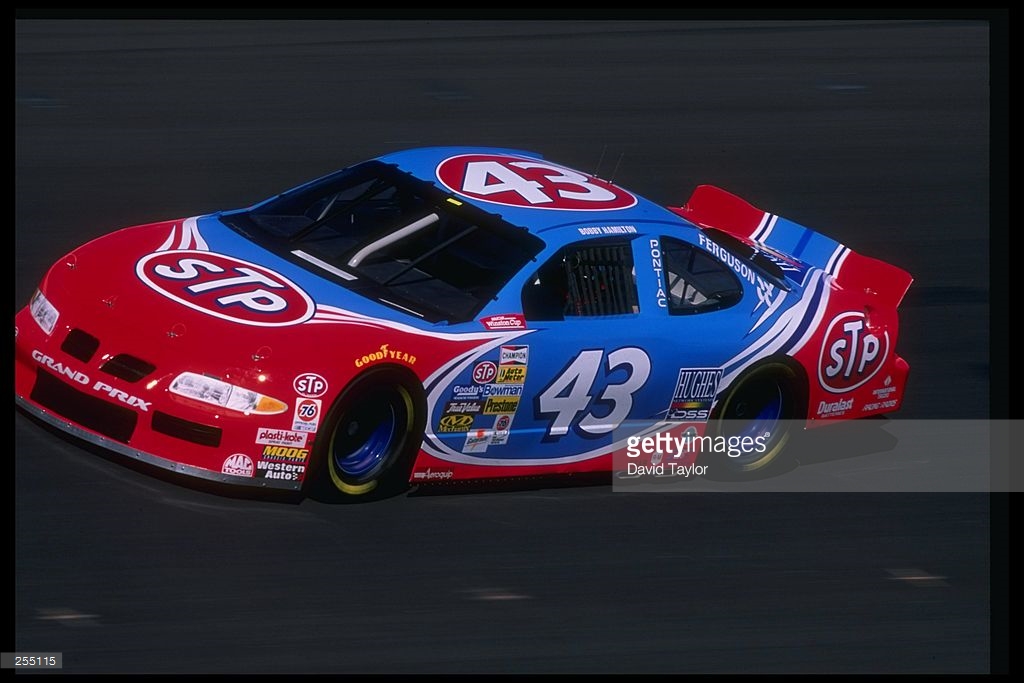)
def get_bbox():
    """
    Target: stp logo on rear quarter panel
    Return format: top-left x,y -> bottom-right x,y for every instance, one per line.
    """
136,250 -> 315,326
436,154 -> 637,211
818,311 -> 890,393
